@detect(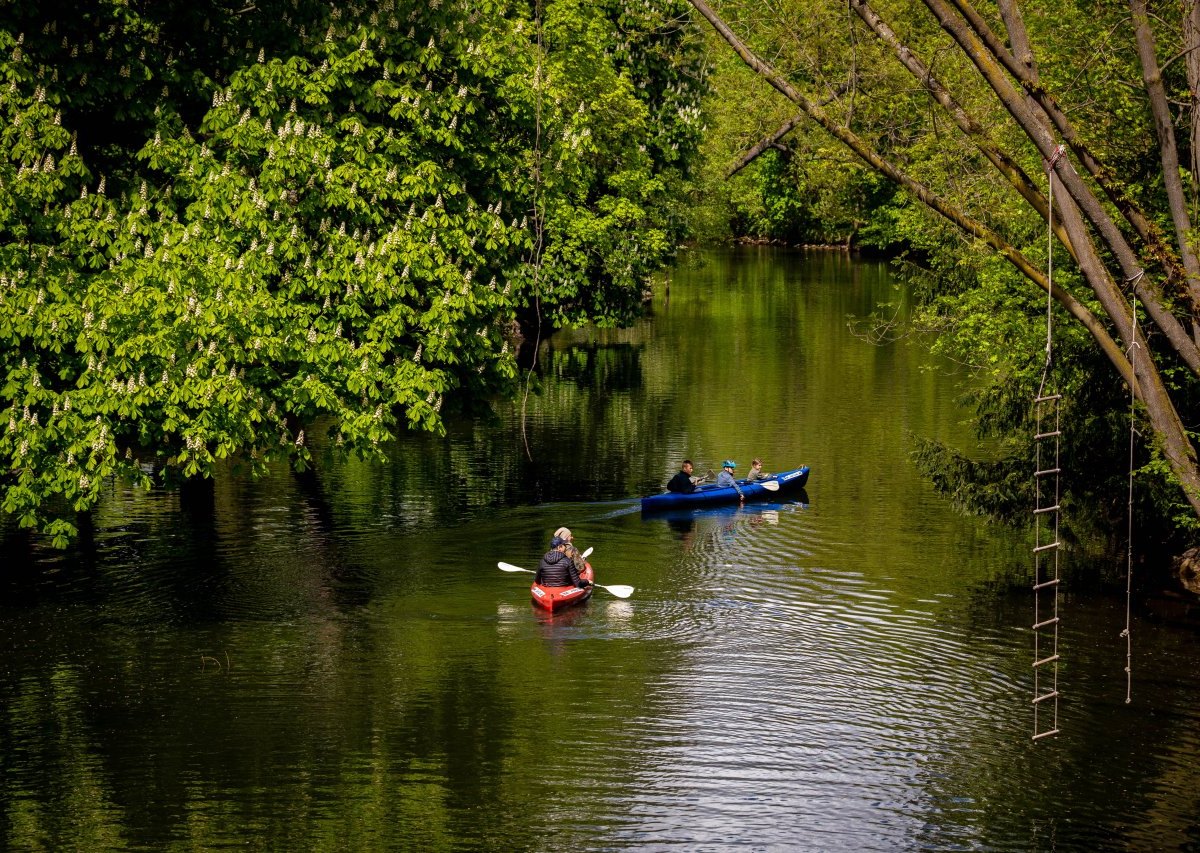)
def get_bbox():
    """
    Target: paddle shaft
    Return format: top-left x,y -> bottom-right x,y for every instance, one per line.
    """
496,550 -> 633,599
